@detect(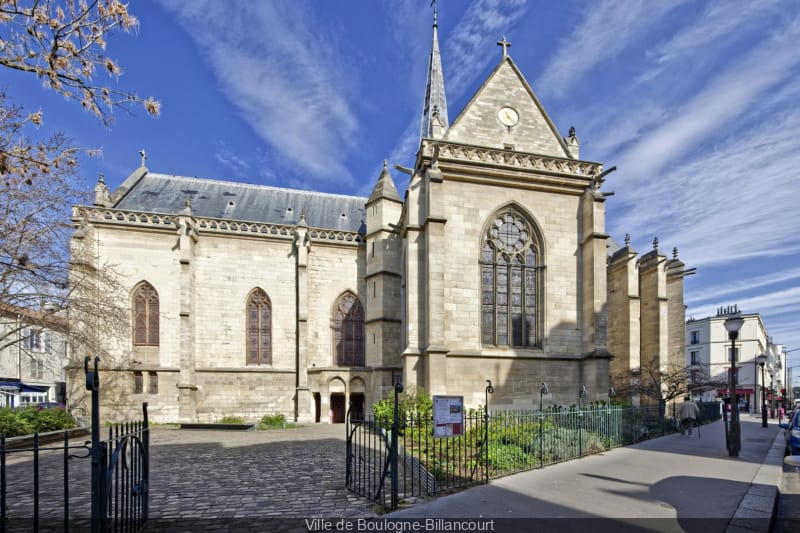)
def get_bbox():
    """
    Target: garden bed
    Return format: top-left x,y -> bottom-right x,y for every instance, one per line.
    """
179,423 -> 255,431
